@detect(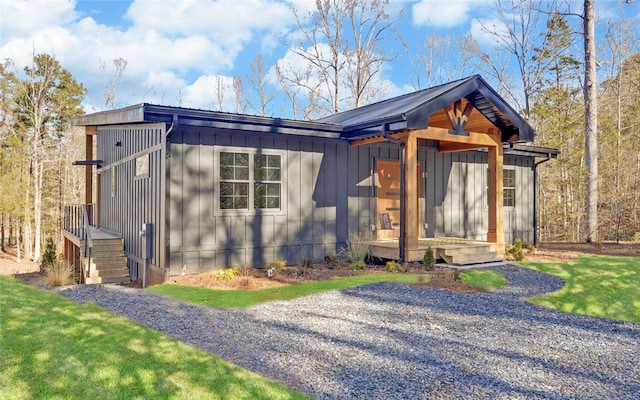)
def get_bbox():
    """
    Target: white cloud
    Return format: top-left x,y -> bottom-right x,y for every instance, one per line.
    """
0,0 -> 303,112
0,0 -> 77,41
412,0 -> 492,28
